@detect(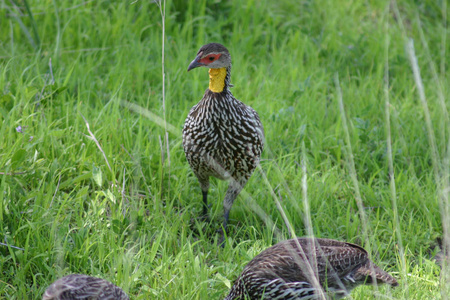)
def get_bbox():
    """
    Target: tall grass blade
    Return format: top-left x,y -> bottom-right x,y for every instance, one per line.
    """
383,12 -> 407,294
21,0 -> 40,49
6,0 -> 37,49
334,73 -> 379,294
